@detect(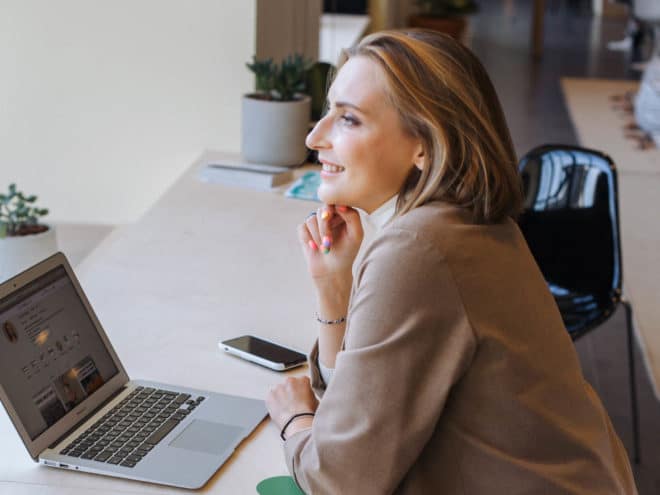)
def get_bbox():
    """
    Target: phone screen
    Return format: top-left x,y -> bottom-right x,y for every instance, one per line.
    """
222,336 -> 306,365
